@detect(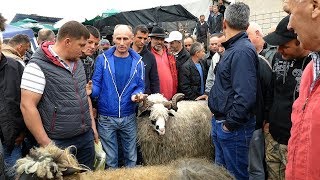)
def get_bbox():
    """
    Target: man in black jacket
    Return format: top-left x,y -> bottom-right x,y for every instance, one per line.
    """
195,15 -> 209,50
208,5 -> 223,34
132,25 -> 160,94
165,31 -> 190,93
165,31 -> 190,72
263,15 -> 311,180
246,21 -> 273,180
208,3 -> 258,179
0,26 -> 25,179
